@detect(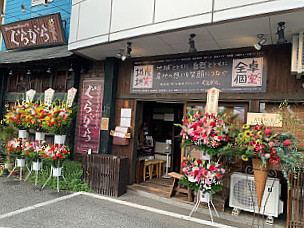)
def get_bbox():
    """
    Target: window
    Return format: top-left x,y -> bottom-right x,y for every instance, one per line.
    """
8,73 -> 26,93
29,71 -> 51,93
54,69 -> 72,93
